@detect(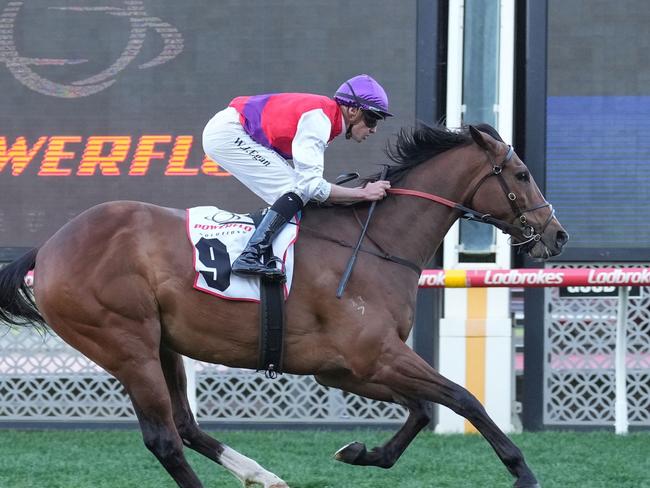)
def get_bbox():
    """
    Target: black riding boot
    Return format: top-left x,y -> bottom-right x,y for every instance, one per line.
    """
231,209 -> 289,280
